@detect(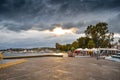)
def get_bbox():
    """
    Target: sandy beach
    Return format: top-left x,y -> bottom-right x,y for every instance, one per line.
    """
0,57 -> 120,80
